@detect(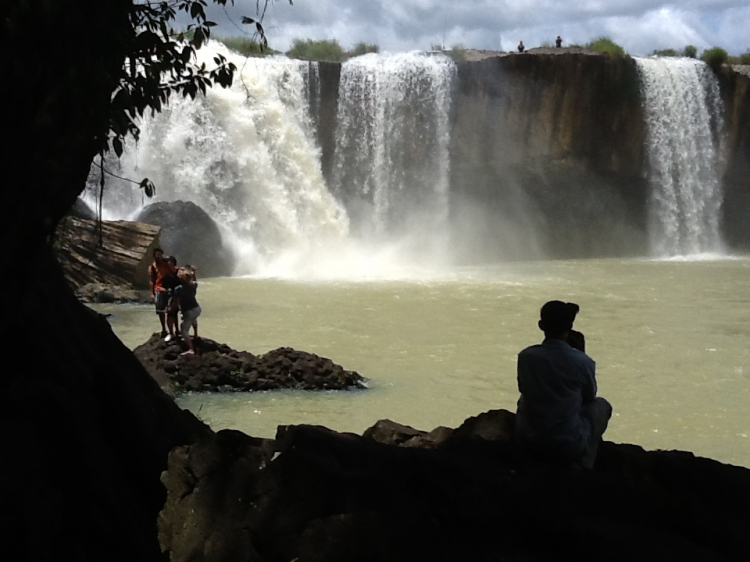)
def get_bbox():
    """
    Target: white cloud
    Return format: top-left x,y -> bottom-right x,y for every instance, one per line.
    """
193,0 -> 750,56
